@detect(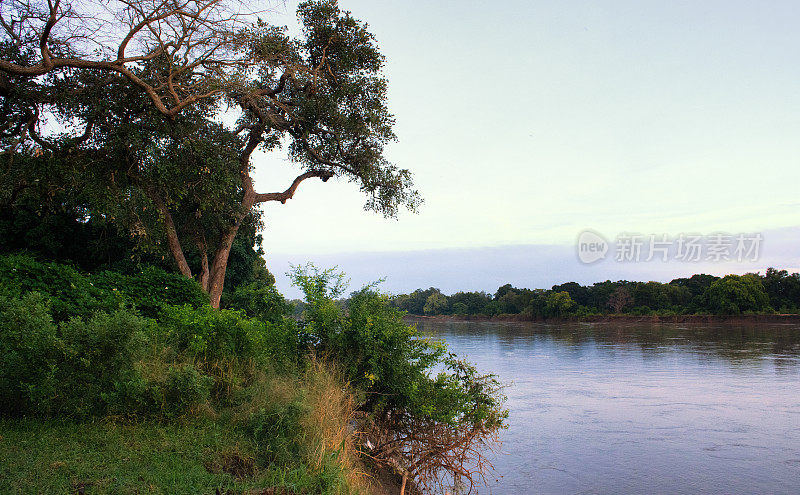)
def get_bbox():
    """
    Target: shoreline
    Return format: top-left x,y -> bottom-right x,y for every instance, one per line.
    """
404,313 -> 800,324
